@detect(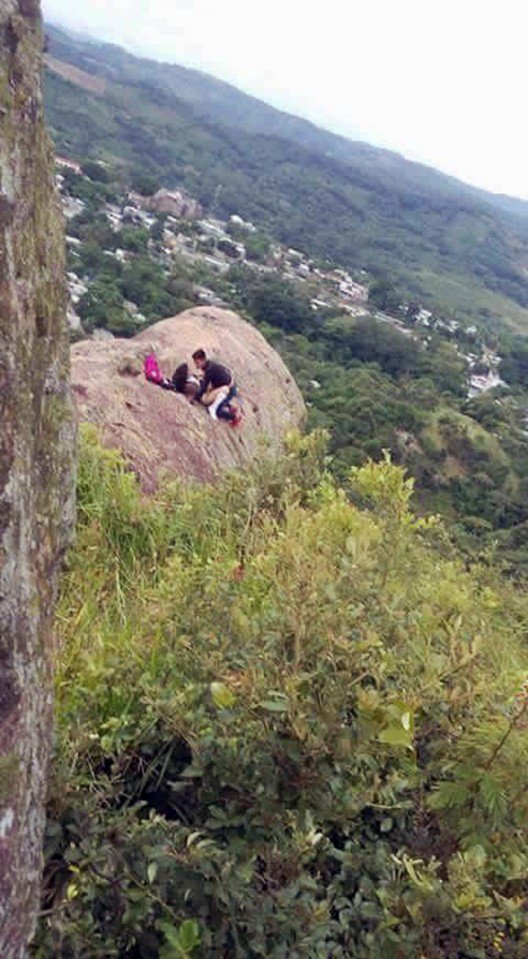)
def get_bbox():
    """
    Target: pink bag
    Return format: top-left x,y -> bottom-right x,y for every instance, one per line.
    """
144,353 -> 164,384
